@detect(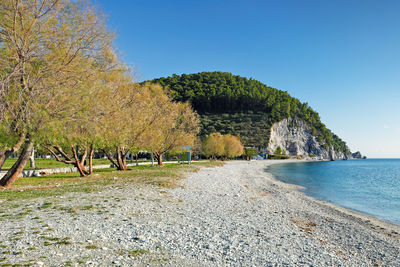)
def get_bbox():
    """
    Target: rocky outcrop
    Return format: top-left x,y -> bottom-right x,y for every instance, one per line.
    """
352,151 -> 362,159
267,118 -> 350,160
